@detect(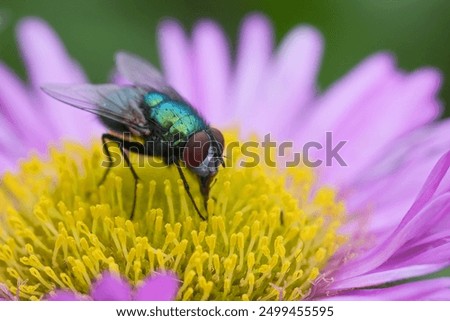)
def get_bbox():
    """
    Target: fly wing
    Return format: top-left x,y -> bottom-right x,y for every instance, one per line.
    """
115,51 -> 185,101
41,84 -> 151,134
